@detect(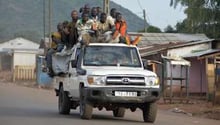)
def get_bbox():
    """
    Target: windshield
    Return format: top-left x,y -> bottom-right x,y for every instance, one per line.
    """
83,46 -> 142,67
